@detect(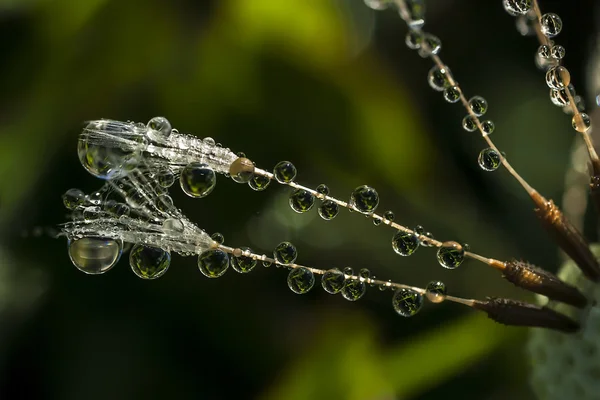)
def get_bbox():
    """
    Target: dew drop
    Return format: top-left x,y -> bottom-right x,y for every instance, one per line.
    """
83,206 -> 101,221
198,249 -> 229,278
437,241 -> 465,269
478,148 -> 501,171
341,279 -> 367,301
425,281 -> 447,303
418,33 -> 441,58
273,161 -> 297,183
318,200 -> 339,221
545,66 -> 570,89
540,13 -> 562,38
180,162 -> 216,198
372,216 -> 382,226
359,268 -> 371,280
468,96 -> 488,116
157,169 -> 175,188
481,120 -> 495,136
262,258 -> 272,268
287,267 -> 315,294
384,210 -> 395,222
289,189 -> 315,213
105,200 -> 130,217
572,113 -> 591,133
231,247 -> 257,273
405,30 -> 423,50
248,175 -> 271,191
274,242 -> 297,265
316,184 -> 330,196
462,115 -> 477,132
349,185 -> 379,214
427,66 -> 451,92
443,86 -> 460,103
550,45 -> 565,60
343,267 -> 354,277
163,218 -> 185,234
392,289 -> 424,317
321,269 -> 345,294
211,232 -> 225,244
147,116 -> 172,141
68,237 -> 121,275
379,280 -> 392,291
502,0 -> 532,16
129,244 -> 170,280
62,188 -> 86,210
392,230 -> 420,256
421,232 -> 435,247
550,88 -> 570,107
537,45 -> 551,59
230,157 -> 255,183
